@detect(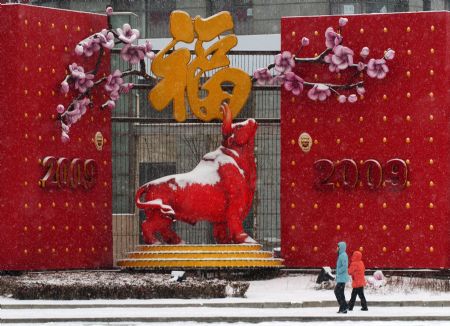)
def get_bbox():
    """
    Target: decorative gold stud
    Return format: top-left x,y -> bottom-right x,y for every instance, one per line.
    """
52,202 -> 56,208
406,115 -> 411,121
382,137 -> 387,143
77,26 -> 81,31
290,139 -> 295,145
336,225 -> 341,231
358,225 -> 364,231
383,116 -> 387,122
405,159 -> 410,165
104,247 -> 108,252
383,27 -> 388,33
429,70 -> 434,76
52,225 -> 56,230
429,224 -> 434,231
405,246 -> 411,252
383,94 -> 387,100
429,181 -> 434,187
429,137 -> 434,143
429,247 -> 434,253
78,202 -> 82,207
91,225 -> 95,230
405,202 -> 411,209
336,139 -> 341,144
290,203 -> 296,209
382,225 -> 387,231
65,248 -> 69,252
78,226 -> 82,231
406,181 -> 411,187
406,92 -> 411,98
429,114 -> 434,121
429,159 -> 434,165
314,139 -> 319,145
405,224 -> 411,230
429,203 -> 434,209
24,249 -> 28,254
38,136 -> 42,141
359,137 -> 364,144
359,116 -> 364,122
24,42 -> 28,48
24,181 -> 28,186
314,74 -> 318,80
38,203 -> 42,208
39,249 -> 44,254
104,203 -> 108,208
336,203 -> 341,209
65,202 -> 69,208
291,160 -> 296,166
336,117 -> 341,123
429,92 -> 434,98
382,247 -> 387,253
407,49 -> 412,55
313,203 -> 318,209
24,226 -> 28,232
38,91 -> 42,96
291,31 -> 296,37
406,71 -> 411,77
430,48 -> 435,54
359,247 -> 364,252
24,19 -> 28,25
431,25 -> 435,31
291,97 -> 295,103
291,225 -> 296,230
38,44 -> 42,49
291,118 -> 296,123
406,26 -> 411,32
65,225 -> 69,230
291,246 -> 296,251
91,247 -> 96,252
314,30 -> 319,36
359,203 -> 364,208
38,21 -> 42,27
405,137 -> 411,144
360,28 -> 364,34
37,226 -> 42,231
313,225 -> 318,231
313,246 -> 318,252
24,66 -> 28,72
291,182 -> 296,188
314,117 -> 318,123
